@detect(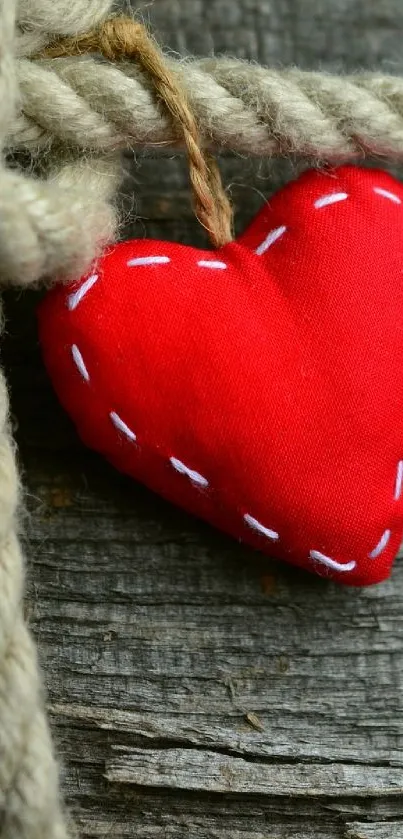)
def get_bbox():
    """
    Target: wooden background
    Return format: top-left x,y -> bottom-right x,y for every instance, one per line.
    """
5,1 -> 403,837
